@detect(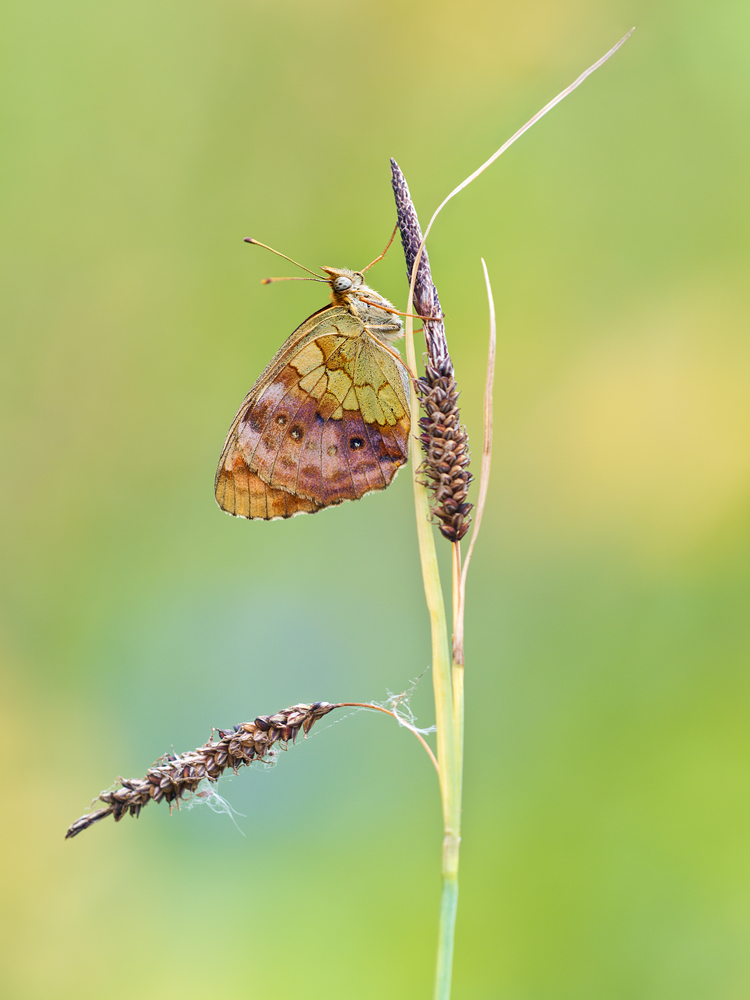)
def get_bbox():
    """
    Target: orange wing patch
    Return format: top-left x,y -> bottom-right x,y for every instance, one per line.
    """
215,452 -> 327,519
